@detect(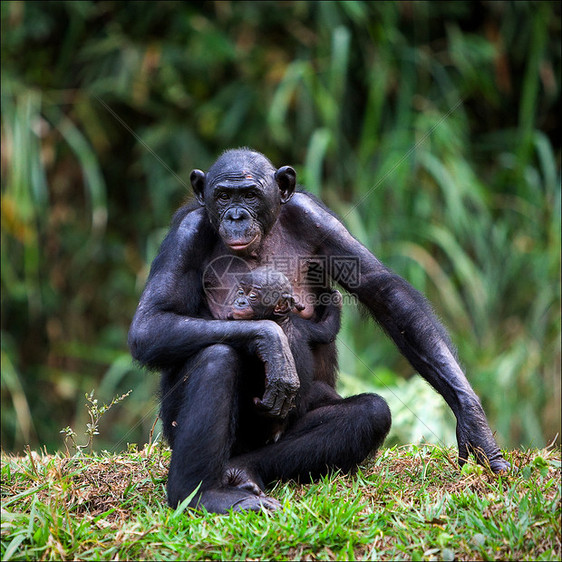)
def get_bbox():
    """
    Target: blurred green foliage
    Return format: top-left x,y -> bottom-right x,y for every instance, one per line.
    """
1,1 -> 560,453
